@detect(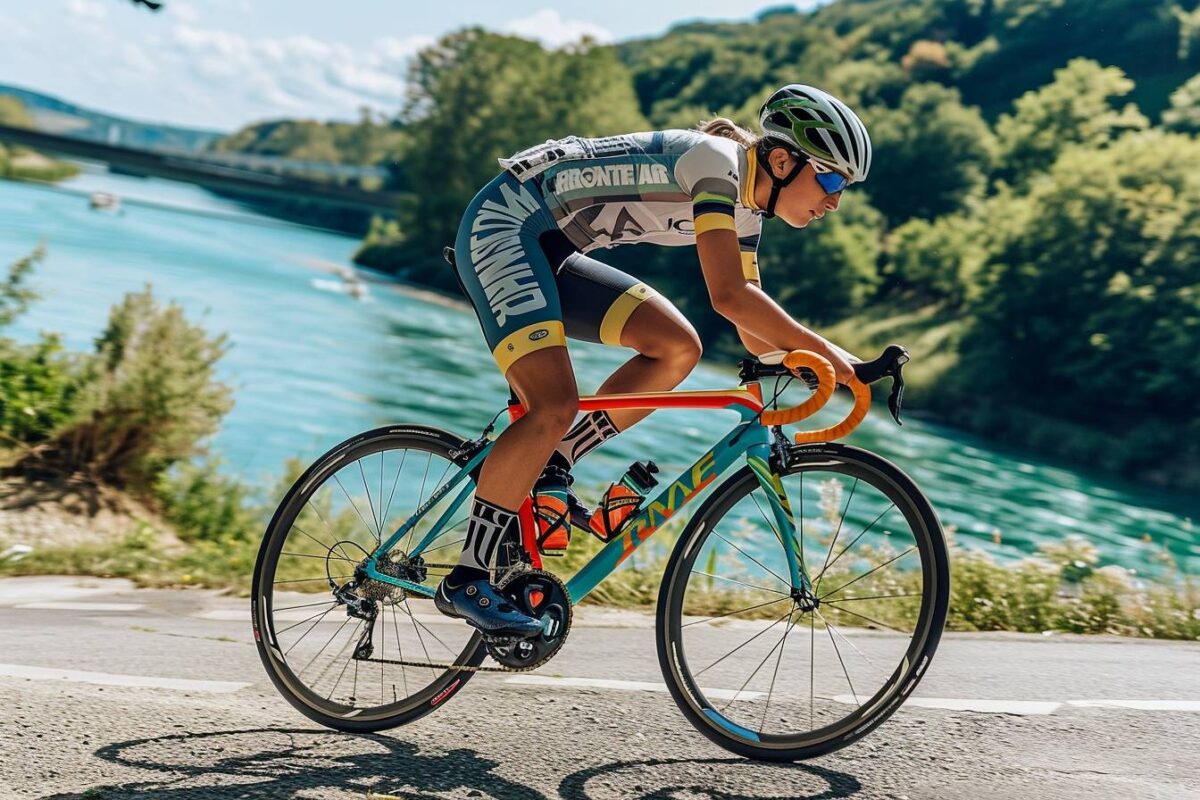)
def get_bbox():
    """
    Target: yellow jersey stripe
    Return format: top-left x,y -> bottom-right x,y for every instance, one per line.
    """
694,212 -> 738,235
741,251 -> 760,282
